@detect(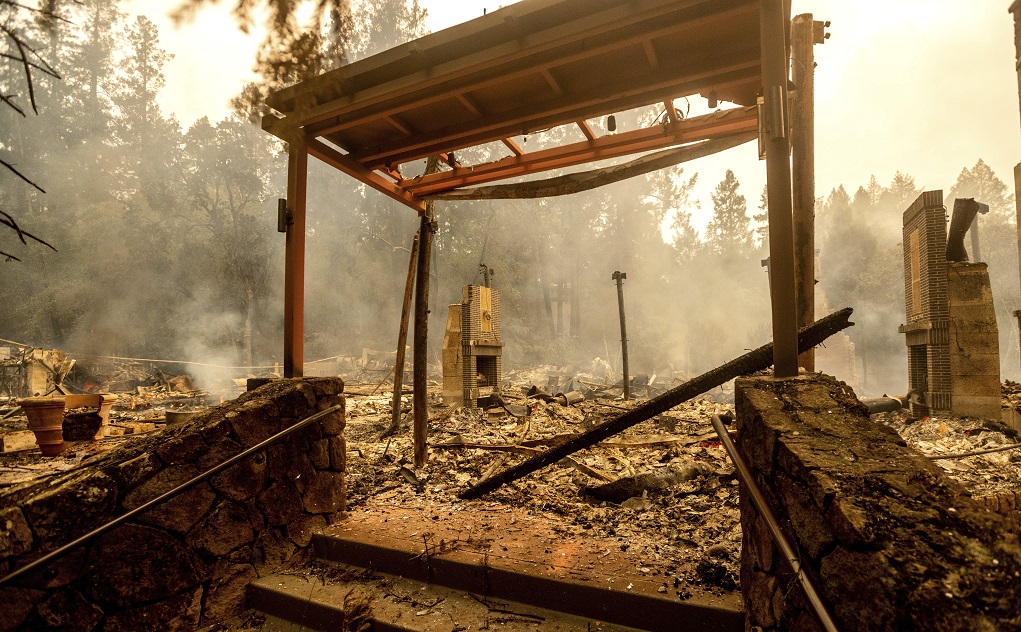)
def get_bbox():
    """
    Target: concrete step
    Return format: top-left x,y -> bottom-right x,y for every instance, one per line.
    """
250,564 -> 646,632
307,508 -> 744,632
